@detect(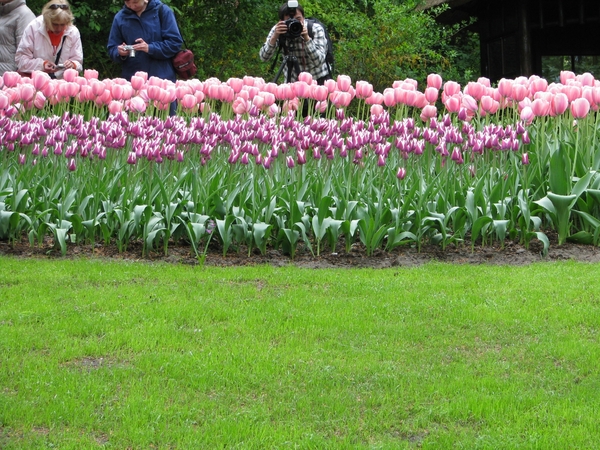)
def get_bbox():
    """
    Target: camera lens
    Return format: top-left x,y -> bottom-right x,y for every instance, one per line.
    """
285,18 -> 302,38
